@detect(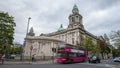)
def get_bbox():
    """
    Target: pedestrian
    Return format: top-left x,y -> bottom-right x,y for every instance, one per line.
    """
1,54 -> 5,64
32,55 -> 36,62
31,55 -> 34,62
